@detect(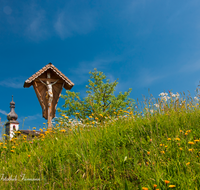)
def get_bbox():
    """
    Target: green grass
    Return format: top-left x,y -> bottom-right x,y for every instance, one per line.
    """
1,93 -> 200,189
